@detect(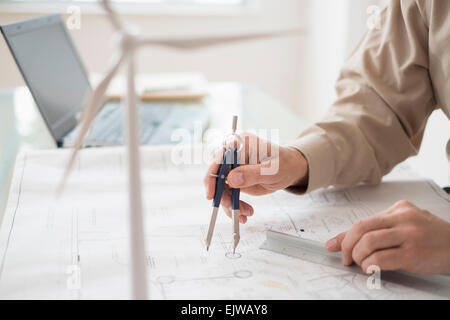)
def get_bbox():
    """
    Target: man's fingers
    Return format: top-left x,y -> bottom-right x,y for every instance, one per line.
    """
351,229 -> 404,266
205,132 -> 275,198
240,185 -> 274,196
222,203 -> 251,224
227,162 -> 275,189
361,248 -> 404,273
326,232 -> 346,252
341,213 -> 396,266
206,162 -> 274,199
219,189 -> 254,219
239,201 -> 254,217
227,132 -> 264,165
204,148 -> 226,200
239,215 -> 248,224
220,189 -> 233,217
204,176 -> 216,200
